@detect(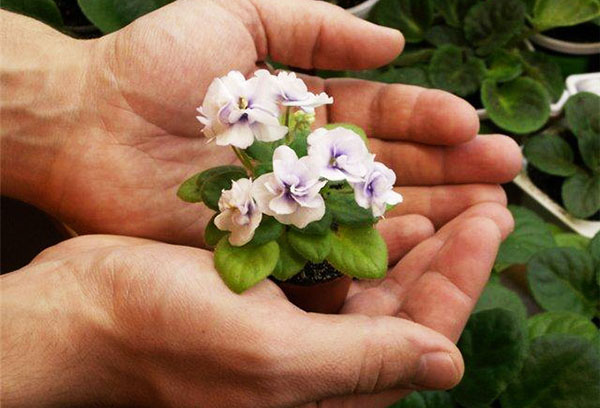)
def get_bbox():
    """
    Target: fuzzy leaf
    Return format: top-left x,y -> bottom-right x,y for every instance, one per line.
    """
562,172 -> 600,219
520,51 -> 565,102
527,247 -> 599,318
325,191 -> 377,227
565,92 -> 600,173
369,0 -> 434,43
245,140 -> 275,163
501,334 -> 600,408
531,0 -> 600,31
1,0 -> 63,28
177,165 -> 247,203
464,0 -> 526,56
590,231 -> 600,267
474,282 -> 528,323
204,214 -> 228,247
388,390 -> 455,408
272,233 -> 307,281
486,50 -> 523,83
199,169 -> 248,211
528,312 -> 599,342
78,0 -> 173,33
429,45 -> 486,97
327,226 -> 387,279
453,309 -> 527,408
495,206 -> 556,269
425,25 -> 466,47
523,133 -> 577,177
432,0 -> 478,27
373,67 -> 432,88
287,229 -> 332,263
243,216 -> 284,247
554,233 -> 591,251
214,238 -> 279,293
481,78 -> 550,134
392,48 -> 435,67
